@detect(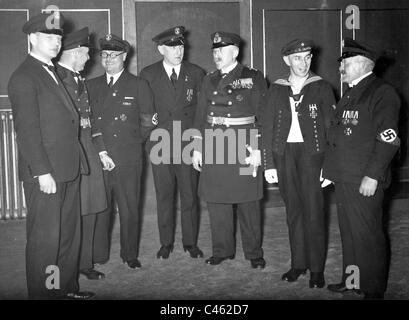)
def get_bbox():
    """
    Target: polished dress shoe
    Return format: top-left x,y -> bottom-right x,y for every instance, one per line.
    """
250,257 -> 266,269
157,244 -> 174,259
183,245 -> 204,258
205,255 -> 235,265
65,291 -> 95,300
327,282 -> 362,295
80,268 -> 105,280
127,258 -> 142,269
281,268 -> 307,282
309,272 -> 325,288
